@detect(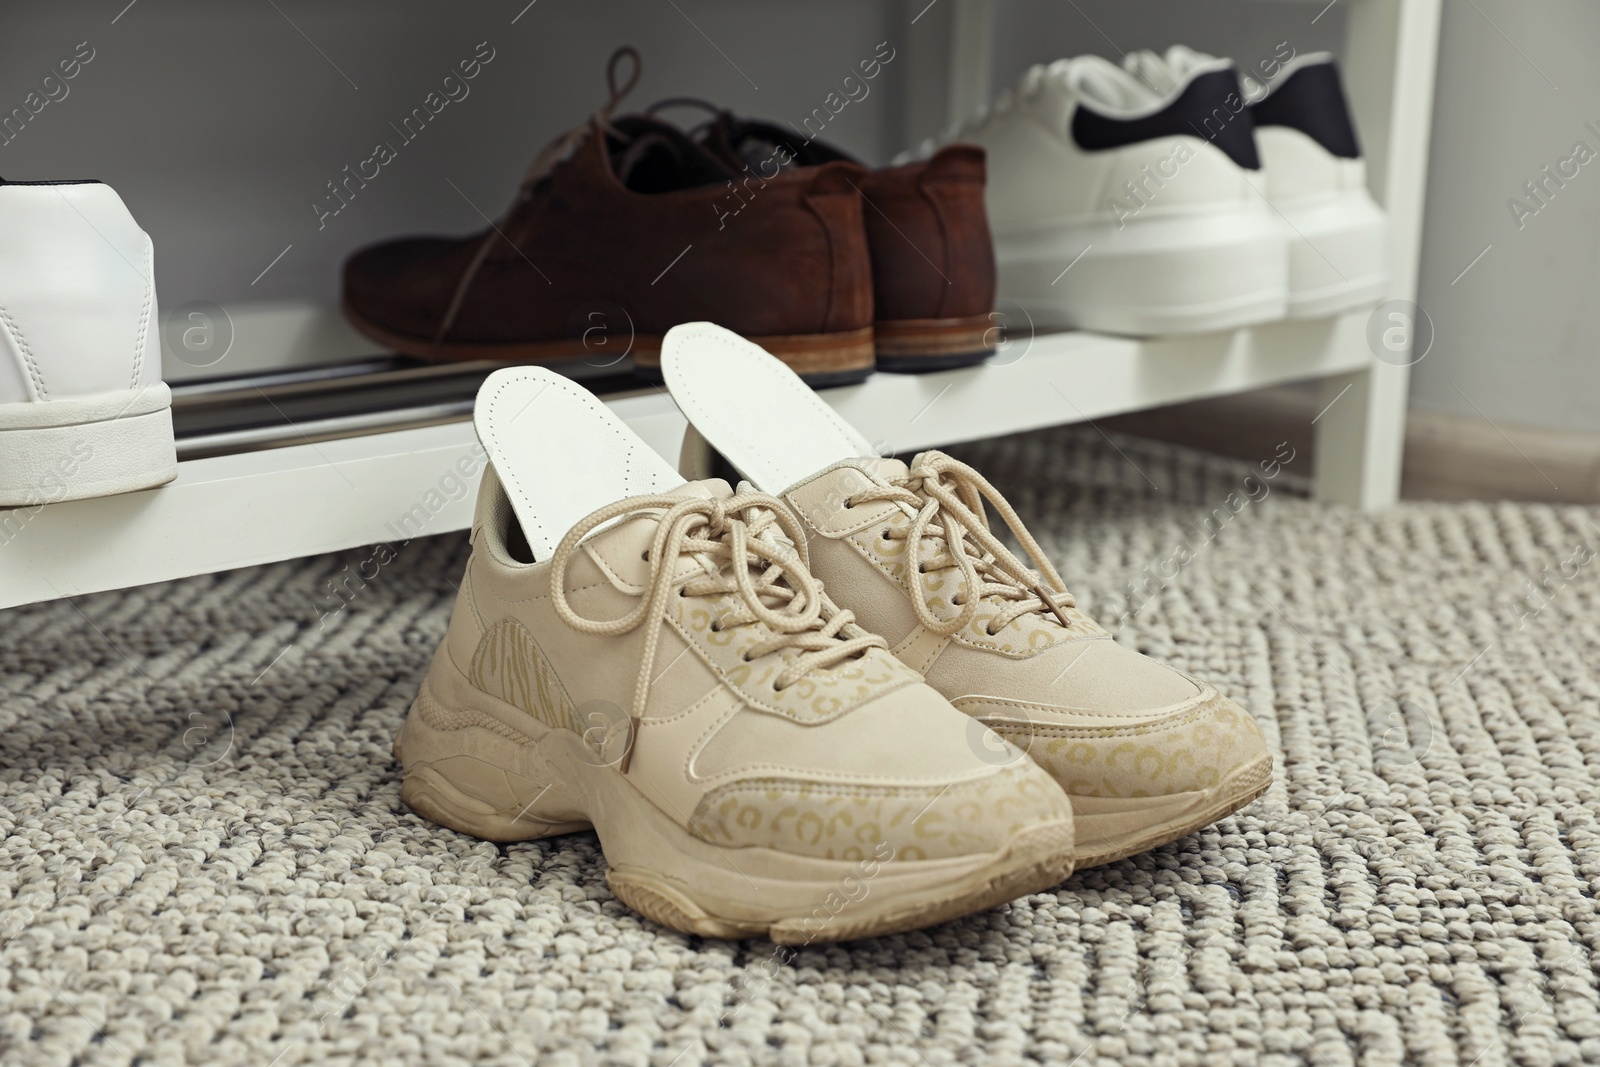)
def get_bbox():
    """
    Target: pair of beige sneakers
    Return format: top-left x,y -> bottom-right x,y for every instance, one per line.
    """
393,323 -> 1271,943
